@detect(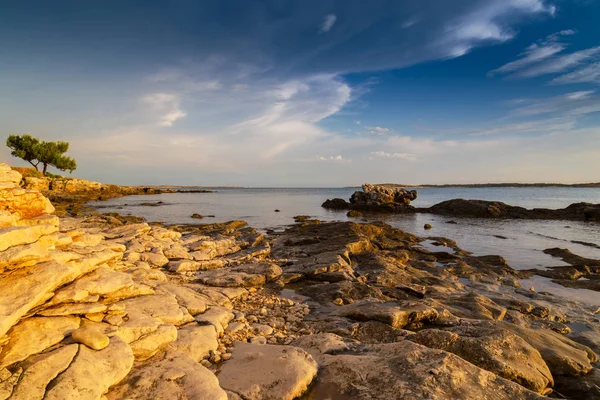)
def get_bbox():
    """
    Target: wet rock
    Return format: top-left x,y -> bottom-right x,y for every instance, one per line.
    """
347,210 -> 362,218
218,342 -> 318,400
